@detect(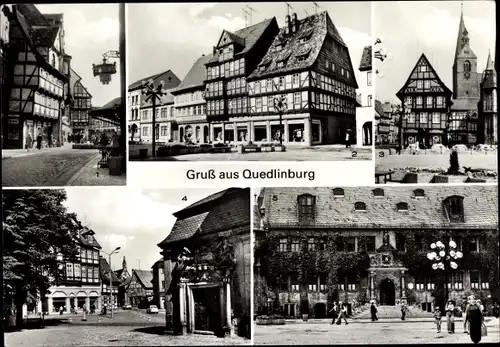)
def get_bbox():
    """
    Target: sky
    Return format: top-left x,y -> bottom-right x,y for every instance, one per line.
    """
36,4 -> 121,107
63,187 -> 224,272
128,2 -> 372,88
374,1 -> 496,103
